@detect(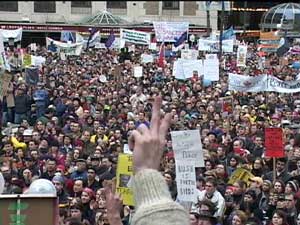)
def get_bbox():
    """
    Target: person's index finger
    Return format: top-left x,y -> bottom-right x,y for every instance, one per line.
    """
150,95 -> 162,132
